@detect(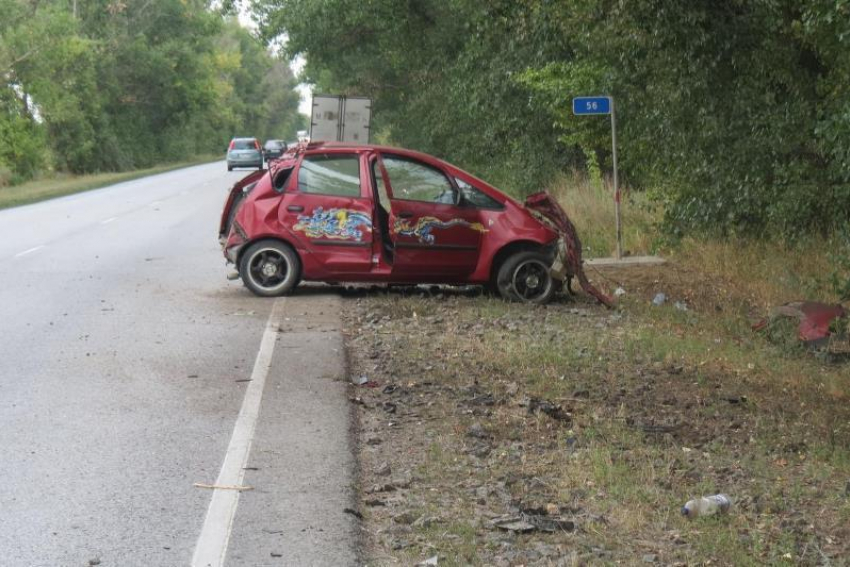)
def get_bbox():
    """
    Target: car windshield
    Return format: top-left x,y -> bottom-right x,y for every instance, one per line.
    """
232,139 -> 256,150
